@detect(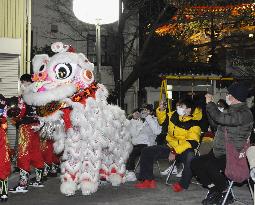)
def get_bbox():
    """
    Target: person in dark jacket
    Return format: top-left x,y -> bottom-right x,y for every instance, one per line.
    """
208,99 -> 229,134
247,95 -> 255,144
191,82 -> 254,205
